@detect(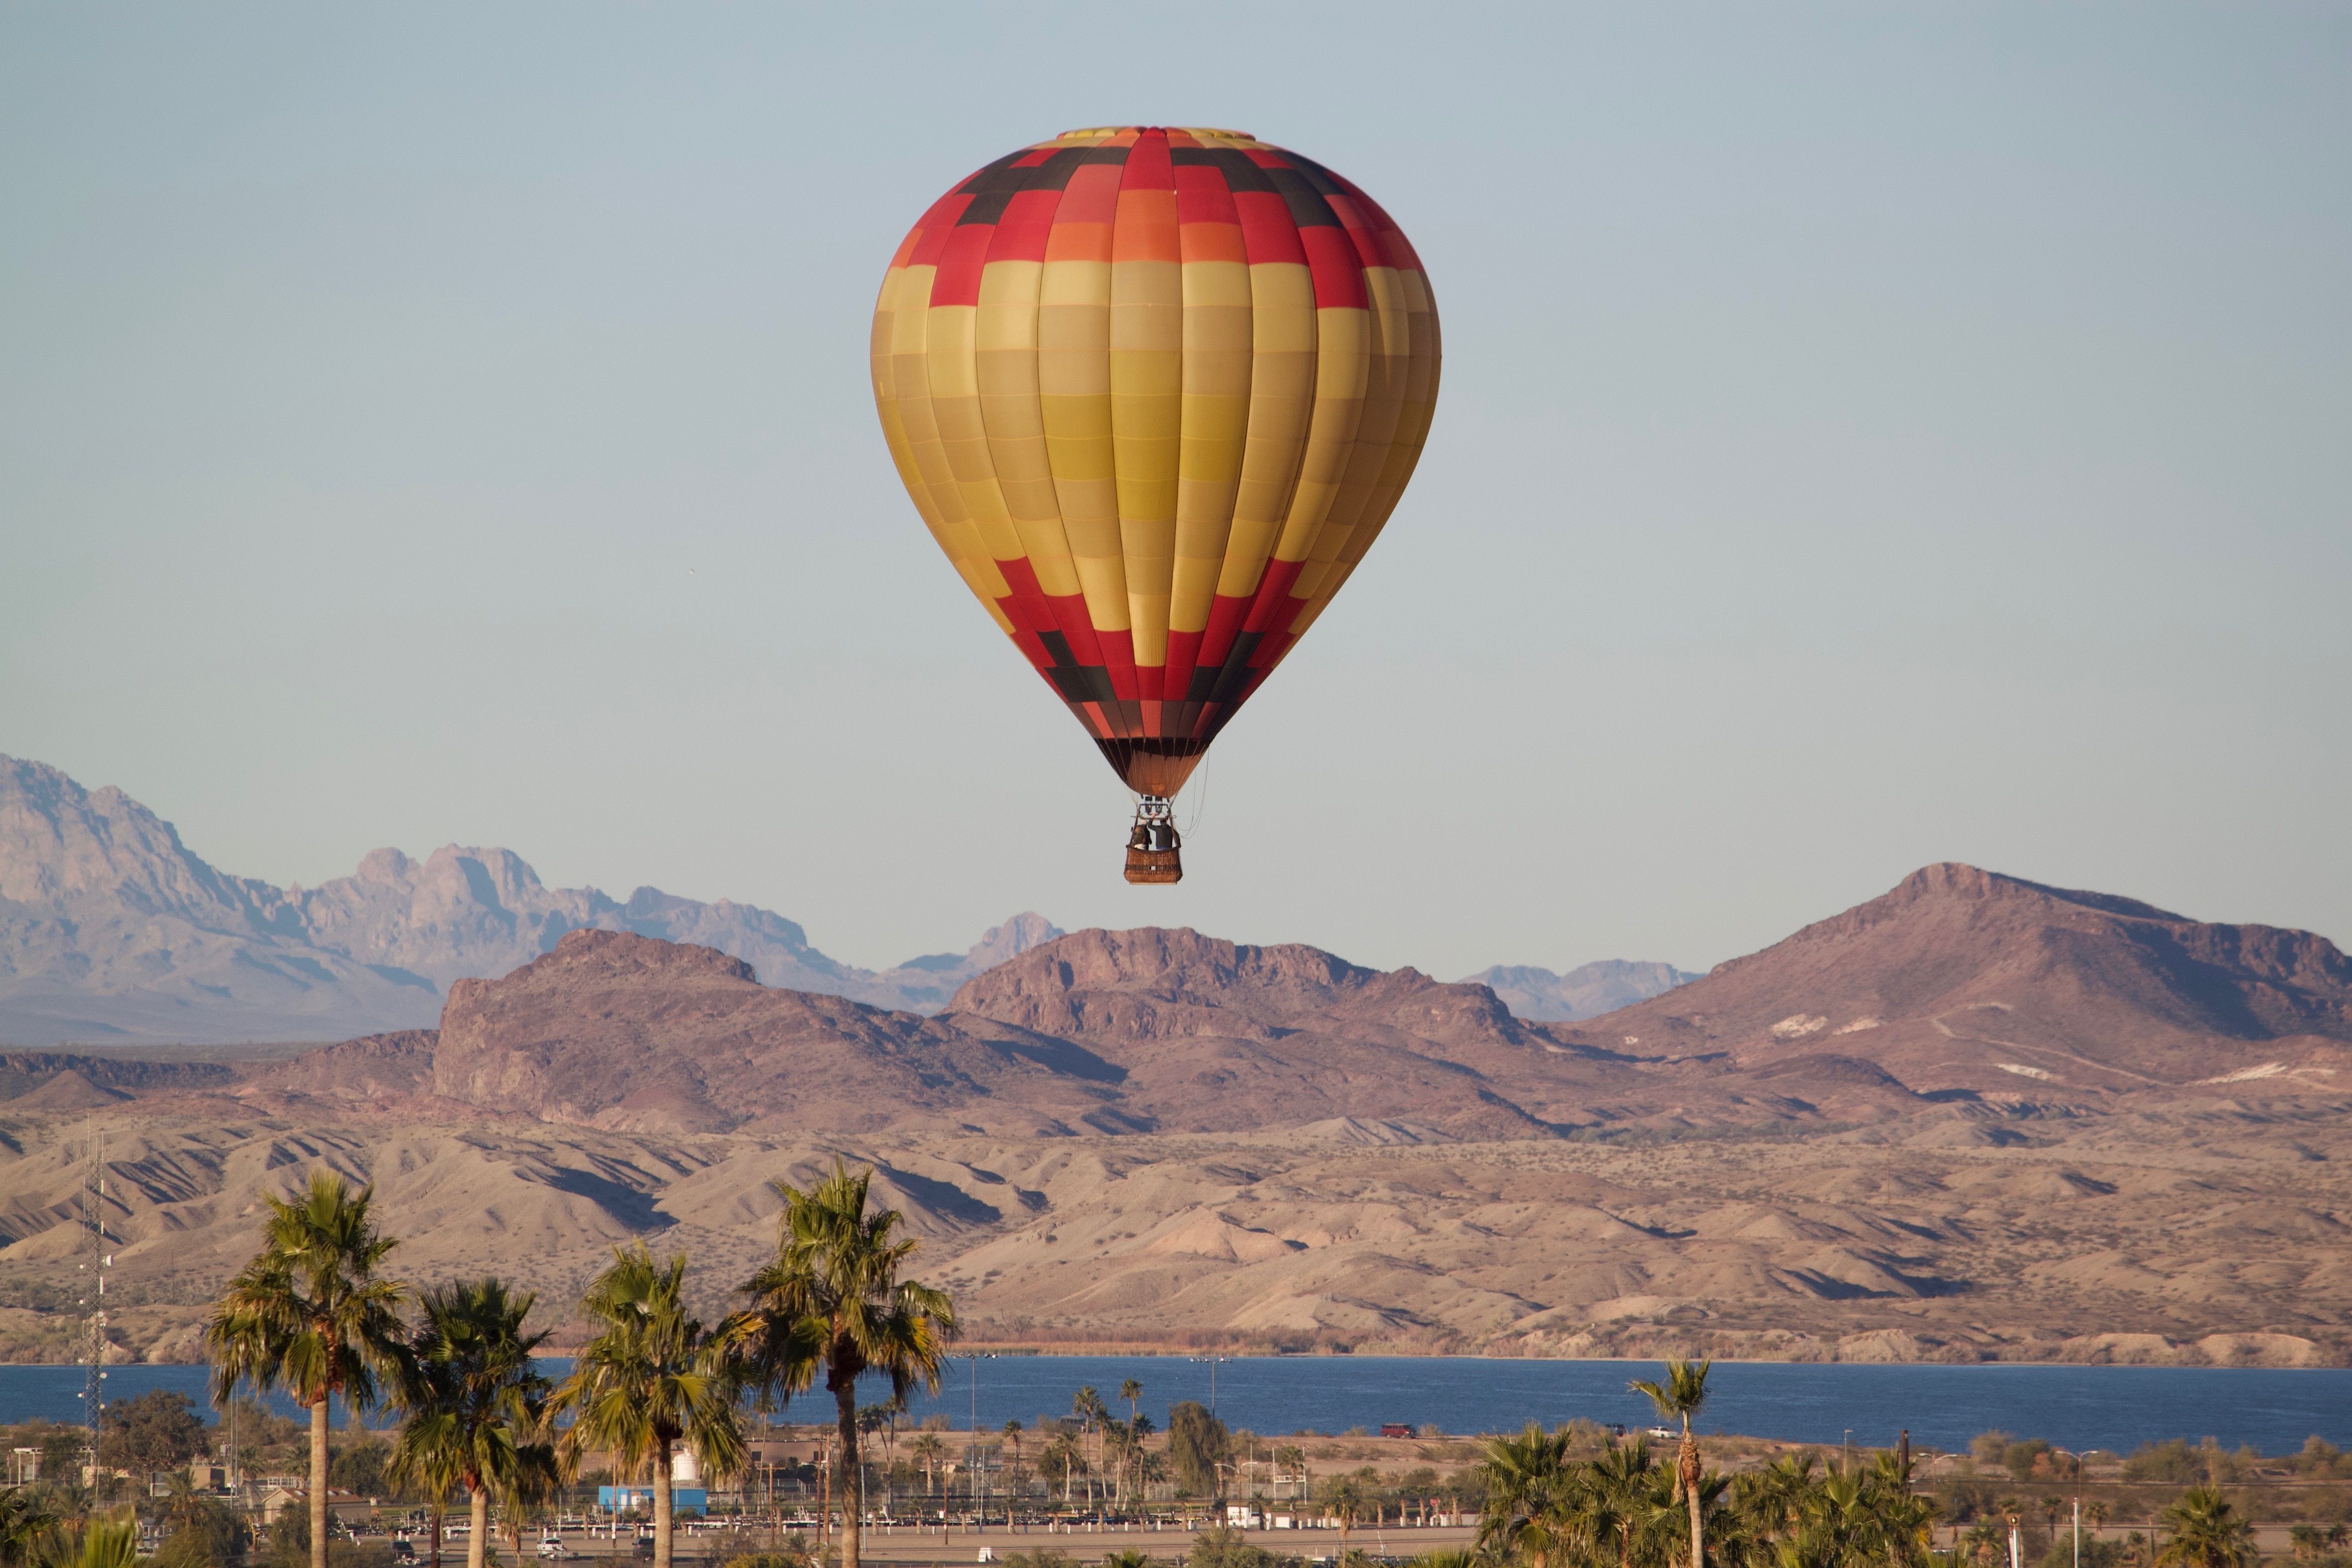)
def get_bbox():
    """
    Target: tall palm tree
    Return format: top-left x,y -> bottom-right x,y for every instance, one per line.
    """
1276,1445 -> 1307,1505
2155,1489 -> 2254,1568
385,1385 -> 462,1568
1002,1421 -> 1025,1517
730,1161 -> 959,1568
205,1170 -> 409,1568
1120,1380 -> 1144,1504
1630,1360 -> 1713,1568
0,1485 -> 62,1568
1073,1387 -> 1109,1511
396,1280 -> 558,1568
1321,1475 -> 1371,1562
552,1247 -> 744,1568
910,1433 -> 946,1500
1042,1432 -> 1082,1505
